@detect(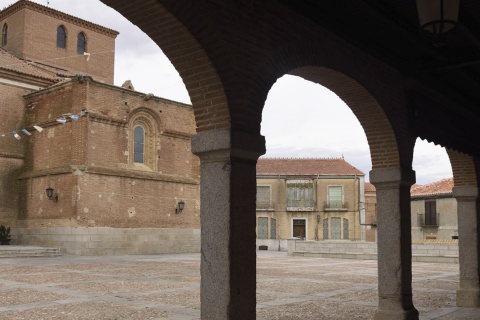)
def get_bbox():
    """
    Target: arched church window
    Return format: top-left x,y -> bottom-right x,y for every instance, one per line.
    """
2,23 -> 8,46
57,25 -> 66,48
77,32 -> 86,54
128,111 -> 158,171
133,125 -> 145,164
